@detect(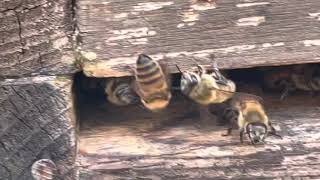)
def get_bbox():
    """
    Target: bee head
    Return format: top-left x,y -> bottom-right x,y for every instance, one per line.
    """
180,72 -> 200,95
245,122 -> 267,144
